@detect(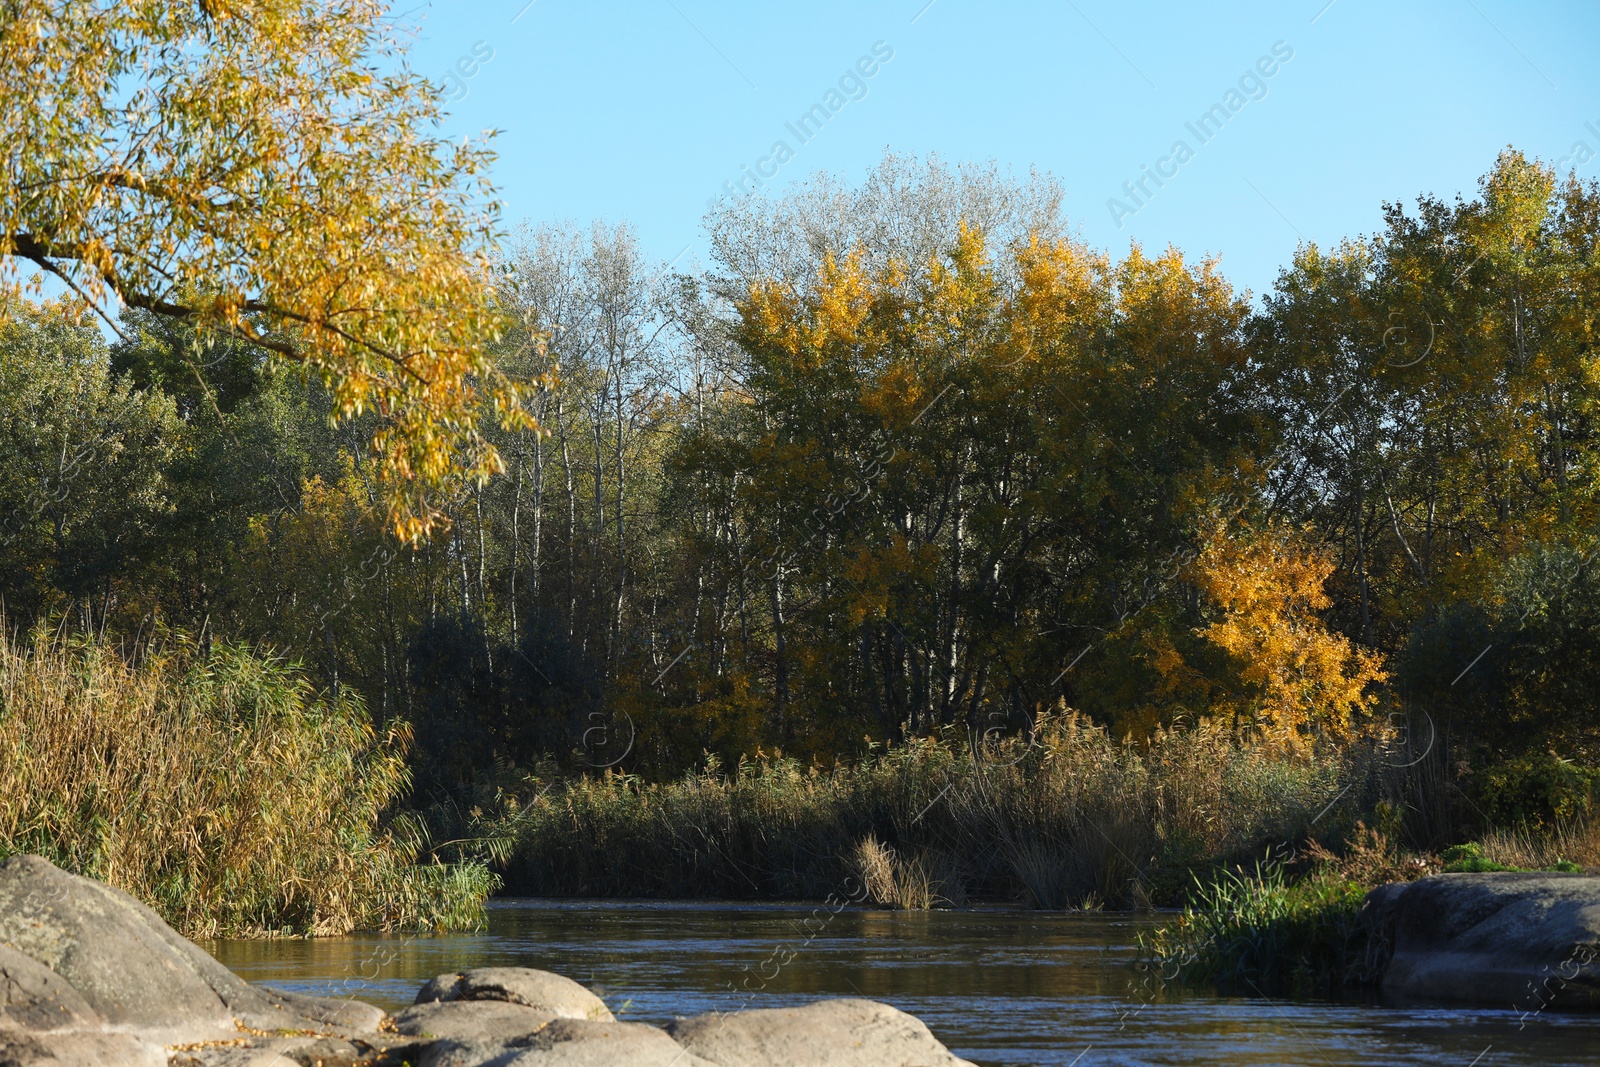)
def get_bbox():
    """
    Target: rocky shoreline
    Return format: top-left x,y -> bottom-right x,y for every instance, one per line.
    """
3,853 -> 1600,1065
0,855 -> 972,1066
